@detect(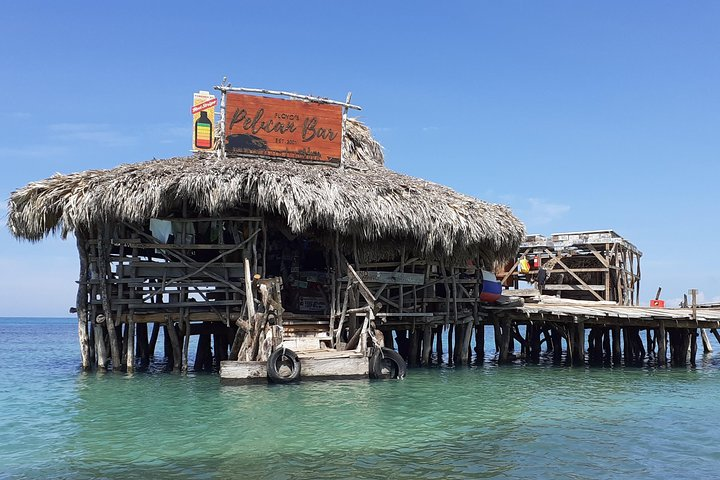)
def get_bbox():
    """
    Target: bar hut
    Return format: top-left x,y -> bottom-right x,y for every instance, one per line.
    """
7,91 -> 524,382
